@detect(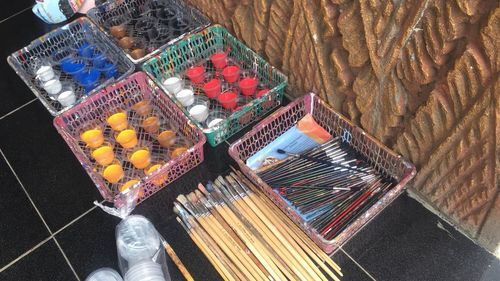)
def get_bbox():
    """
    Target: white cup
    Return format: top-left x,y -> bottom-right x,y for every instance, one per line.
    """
162,77 -> 182,94
36,65 -> 55,82
175,89 -> 194,107
189,104 -> 209,123
57,90 -> 77,107
43,79 -> 62,97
